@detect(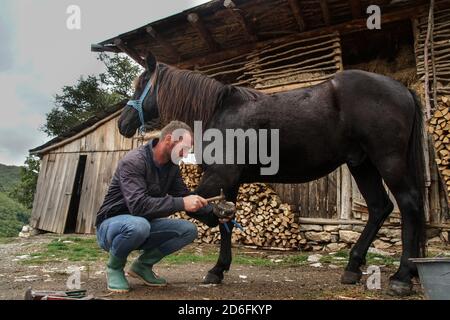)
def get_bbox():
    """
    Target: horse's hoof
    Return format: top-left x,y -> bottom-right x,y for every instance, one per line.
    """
387,280 -> 413,296
203,272 -> 222,284
341,270 -> 362,284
